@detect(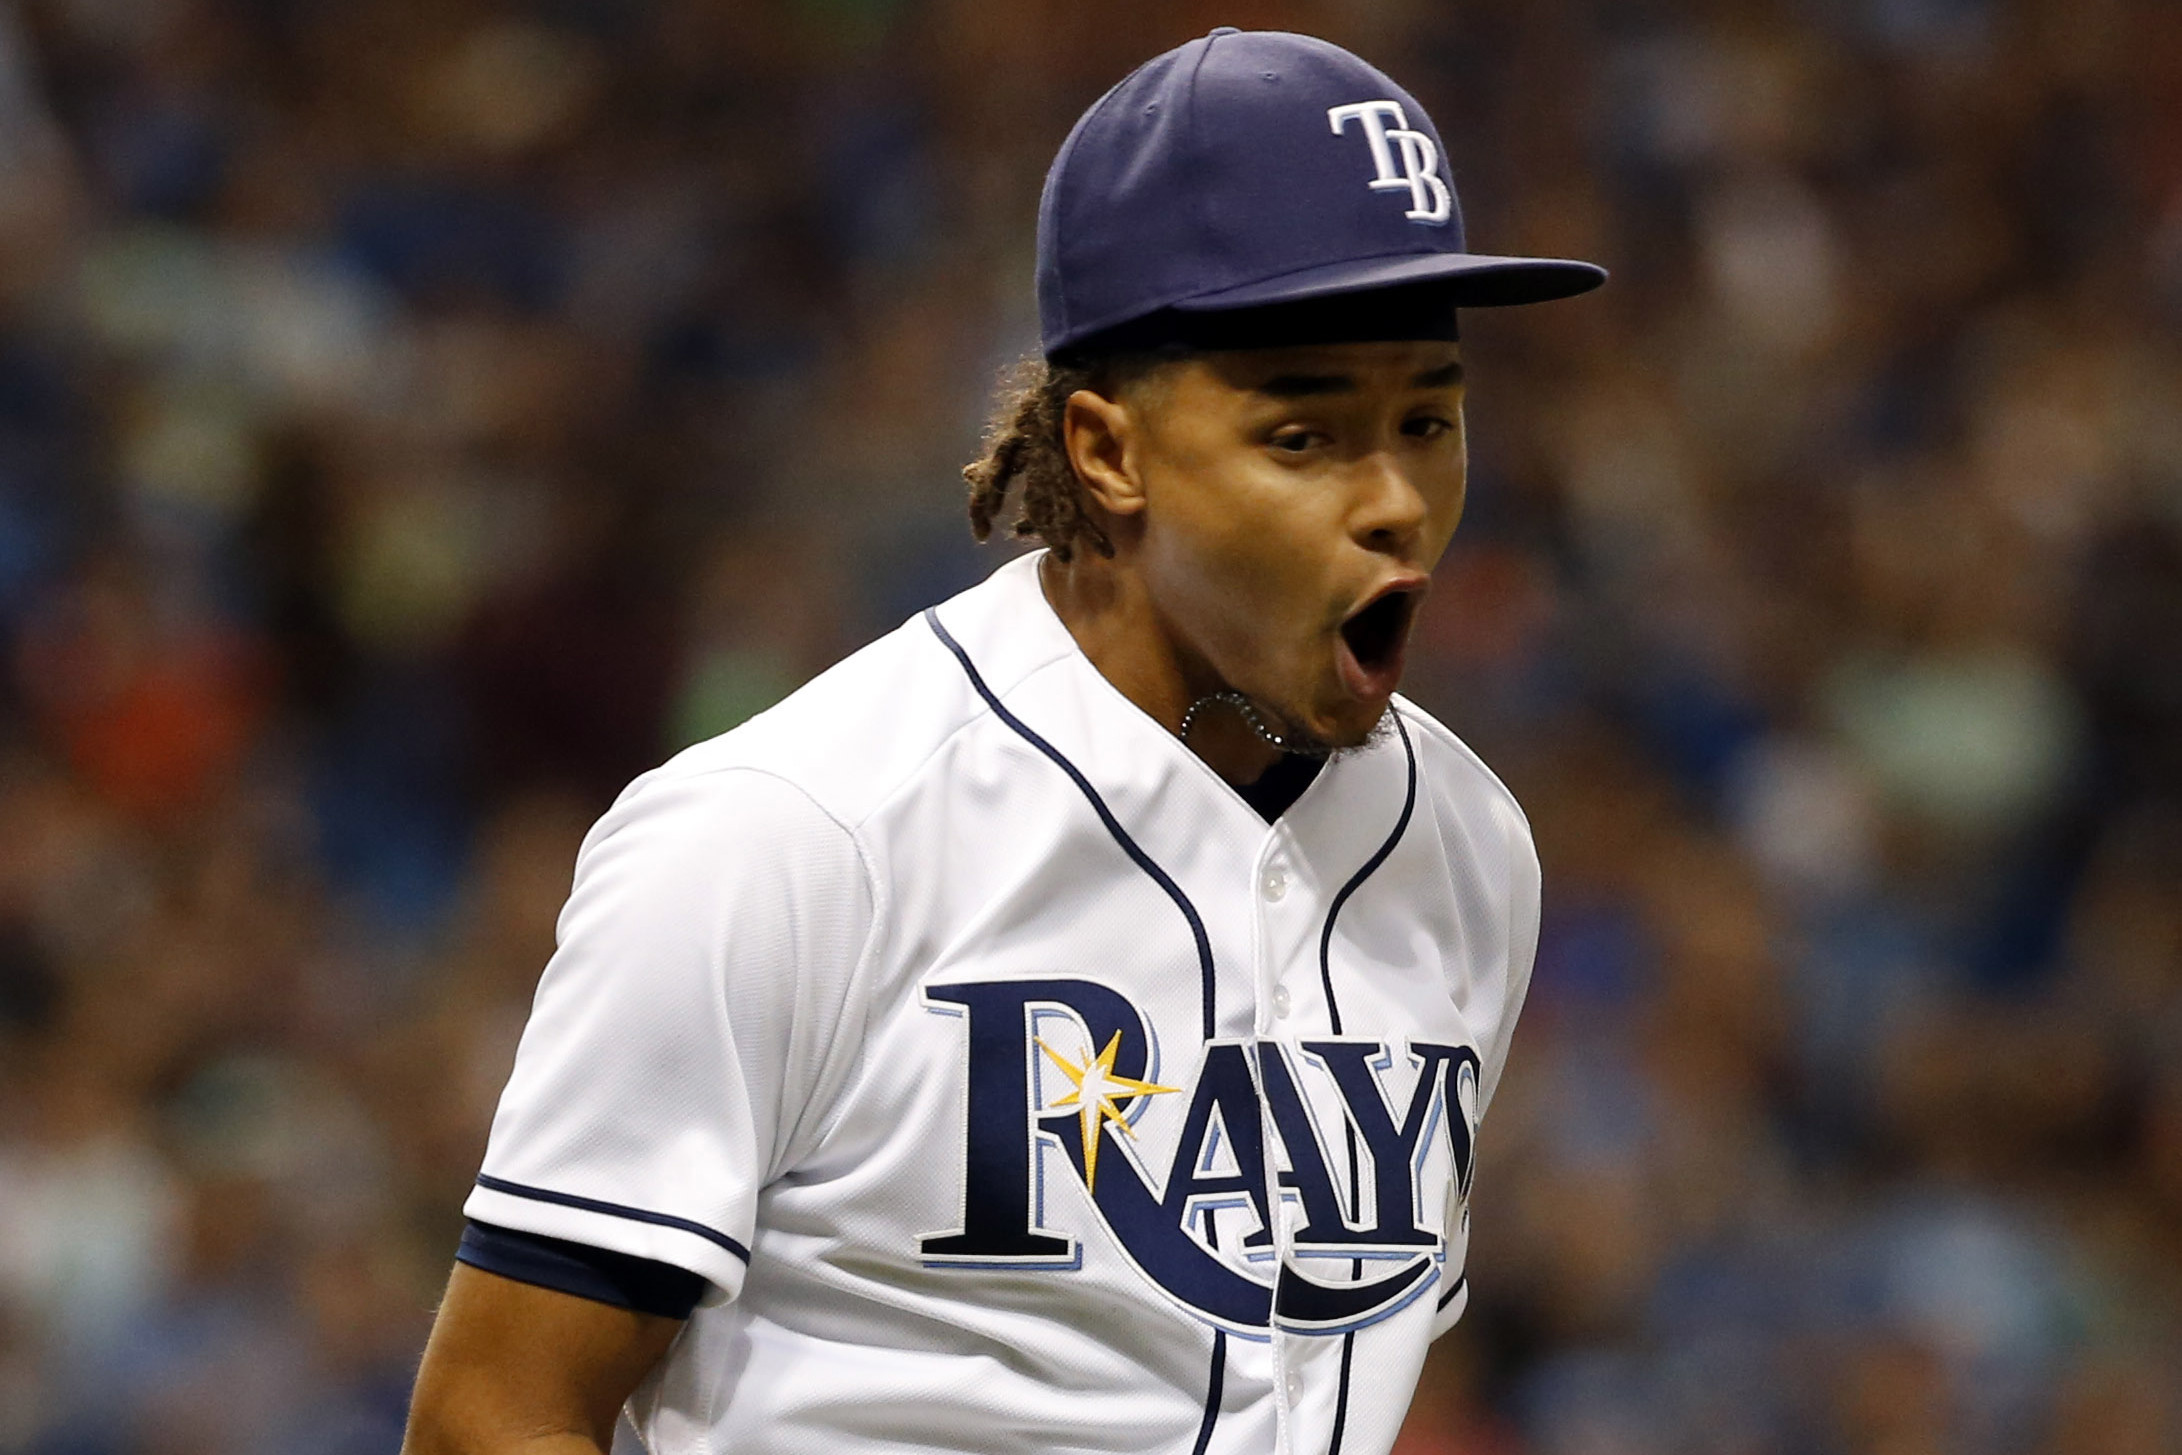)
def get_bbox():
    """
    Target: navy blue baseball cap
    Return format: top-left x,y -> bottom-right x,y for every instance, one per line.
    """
1037,29 -> 1605,361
